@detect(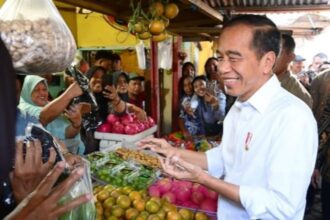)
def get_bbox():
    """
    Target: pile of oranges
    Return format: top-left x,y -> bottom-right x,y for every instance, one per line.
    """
129,1 -> 179,42
94,184 -> 211,220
